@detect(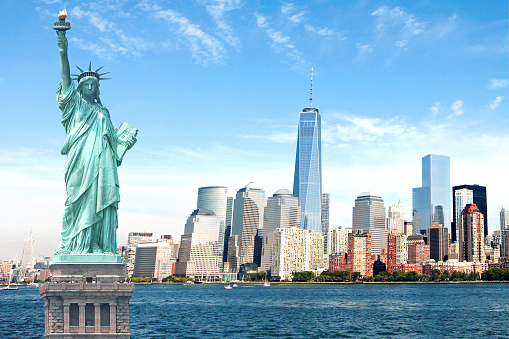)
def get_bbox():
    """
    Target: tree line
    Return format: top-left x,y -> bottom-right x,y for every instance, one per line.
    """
286,268 -> 509,282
